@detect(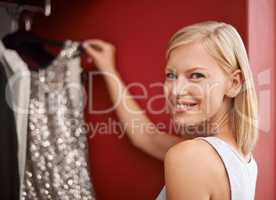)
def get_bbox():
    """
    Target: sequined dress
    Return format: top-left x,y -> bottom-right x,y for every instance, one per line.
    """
22,41 -> 95,200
